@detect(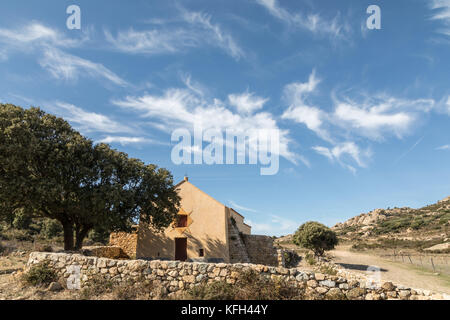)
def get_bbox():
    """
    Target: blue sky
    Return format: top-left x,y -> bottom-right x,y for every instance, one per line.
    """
1,0 -> 450,236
